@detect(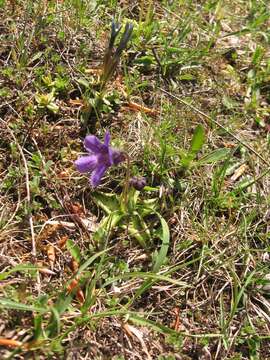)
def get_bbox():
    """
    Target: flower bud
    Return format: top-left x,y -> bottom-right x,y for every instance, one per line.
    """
129,176 -> 146,191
